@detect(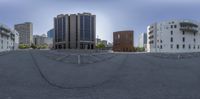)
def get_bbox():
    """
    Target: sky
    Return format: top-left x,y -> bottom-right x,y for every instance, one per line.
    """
1,0 -> 200,46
